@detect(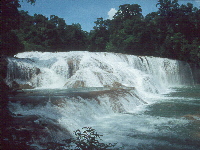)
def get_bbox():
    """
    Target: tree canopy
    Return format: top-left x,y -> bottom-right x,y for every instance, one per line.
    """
1,0 -> 200,66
